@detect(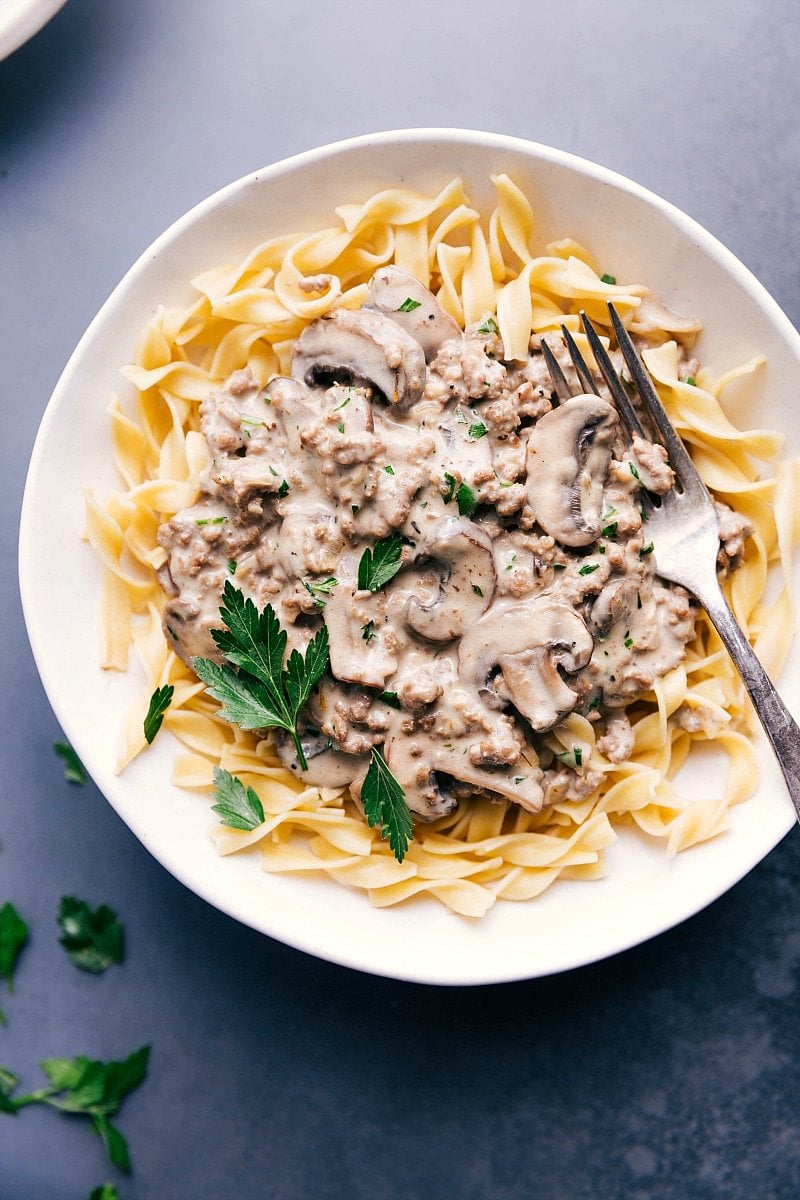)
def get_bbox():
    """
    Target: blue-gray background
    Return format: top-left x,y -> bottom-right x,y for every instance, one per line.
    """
2,2 -> 799,1197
